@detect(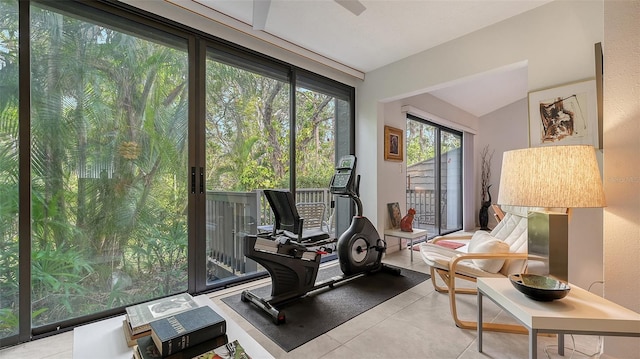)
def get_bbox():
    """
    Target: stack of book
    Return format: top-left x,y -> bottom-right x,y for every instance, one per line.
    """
124,293 -> 200,346
124,294 -> 251,358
